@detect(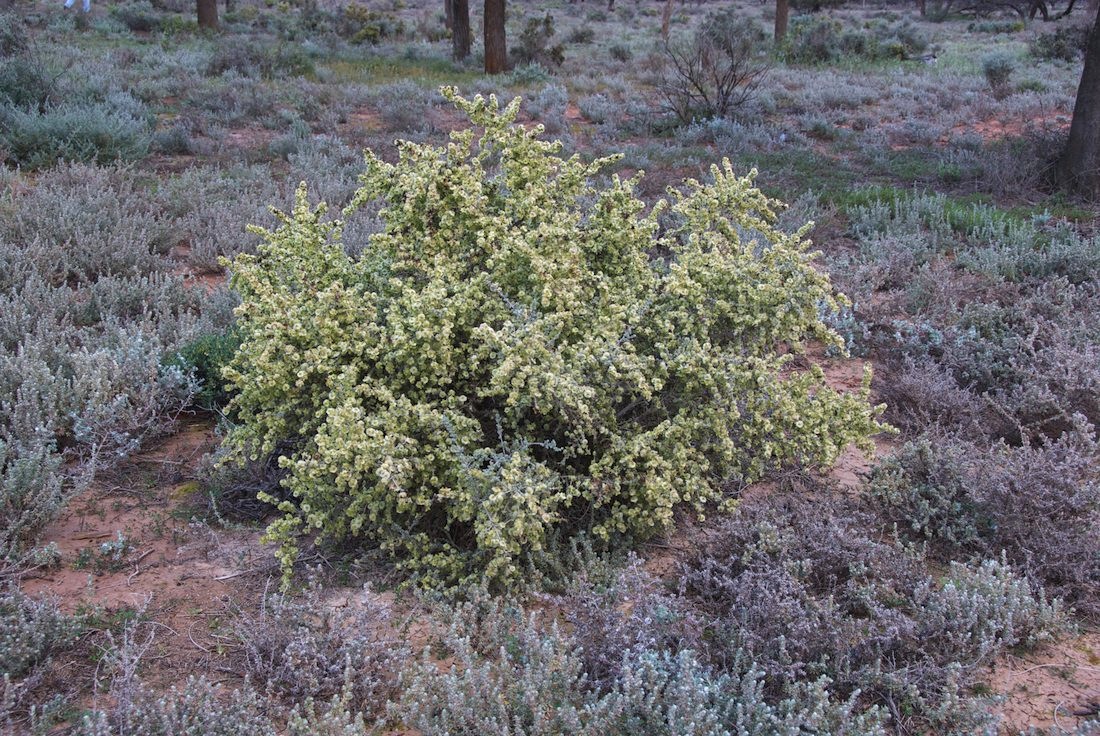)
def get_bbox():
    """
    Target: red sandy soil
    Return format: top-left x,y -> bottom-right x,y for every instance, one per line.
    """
986,631 -> 1100,733
949,113 -> 1072,144
168,242 -> 229,292
222,126 -> 279,152
20,419 -> 271,693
